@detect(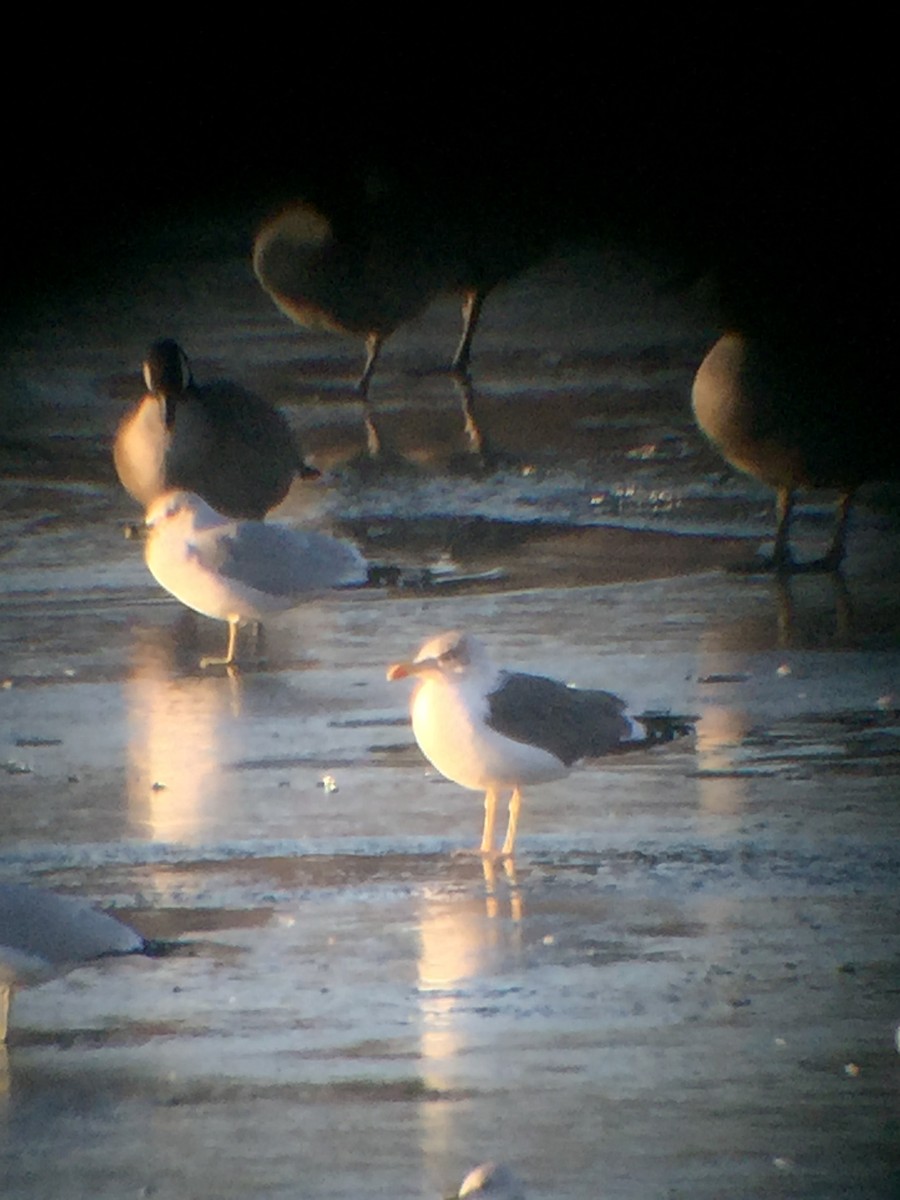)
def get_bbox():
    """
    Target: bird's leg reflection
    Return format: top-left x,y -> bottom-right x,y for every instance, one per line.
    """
774,570 -> 855,648
773,575 -> 796,647
251,621 -> 266,664
772,485 -> 795,573
452,369 -> 486,458
832,569 -> 854,638
821,490 -> 854,573
481,854 -> 523,921
482,854 -> 500,919
359,332 -> 385,457
451,371 -> 517,470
